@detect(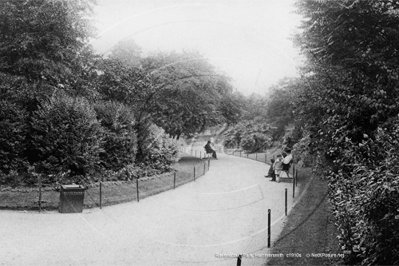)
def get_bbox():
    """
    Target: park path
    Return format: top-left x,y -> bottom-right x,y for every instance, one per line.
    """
0,151 -> 299,266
